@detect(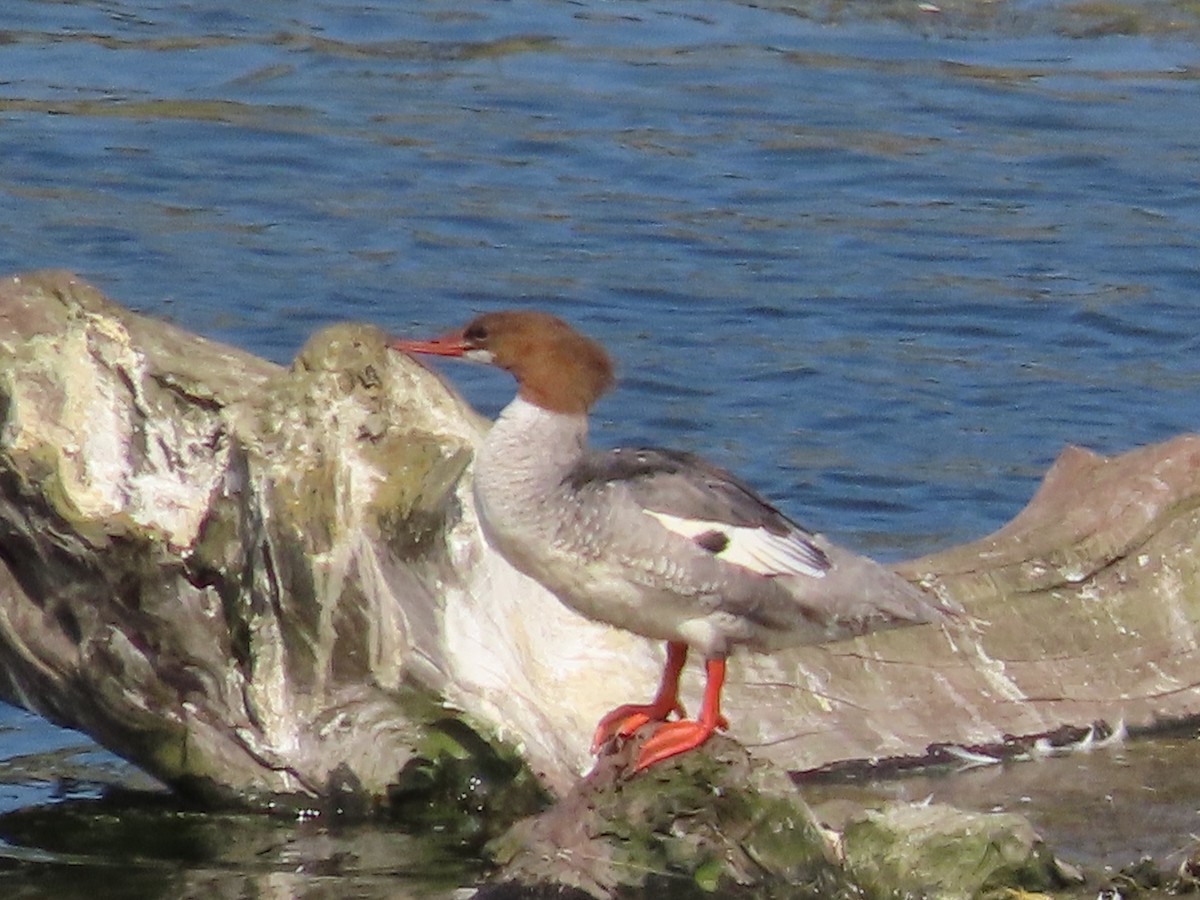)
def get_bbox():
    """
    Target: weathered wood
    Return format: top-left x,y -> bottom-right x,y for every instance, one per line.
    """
2,270 -> 1198,893
0,269 -> 492,803
731,432 -> 1200,771
4,270 -> 1200,798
